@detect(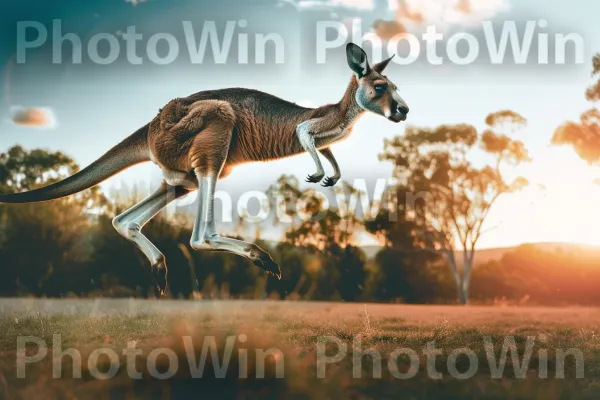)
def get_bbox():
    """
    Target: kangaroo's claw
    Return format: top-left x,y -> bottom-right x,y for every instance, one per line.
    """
321,176 -> 339,187
305,173 -> 325,183
151,260 -> 168,297
252,252 -> 282,280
